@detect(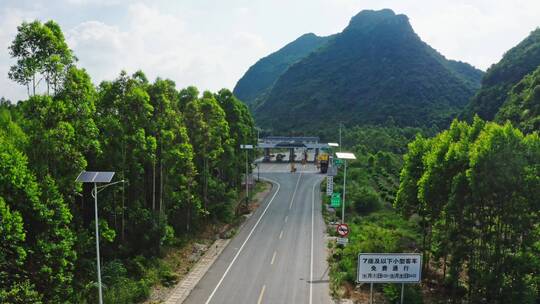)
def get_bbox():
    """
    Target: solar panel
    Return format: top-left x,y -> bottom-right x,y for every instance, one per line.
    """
76,171 -> 115,183
336,152 -> 356,160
